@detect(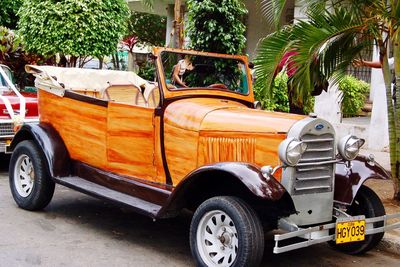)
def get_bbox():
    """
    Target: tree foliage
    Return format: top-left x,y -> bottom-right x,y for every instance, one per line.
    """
127,11 -> 166,46
0,26 -> 48,87
0,0 -> 22,29
255,0 -> 400,199
18,0 -> 129,59
339,75 -> 370,116
186,0 -> 247,54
